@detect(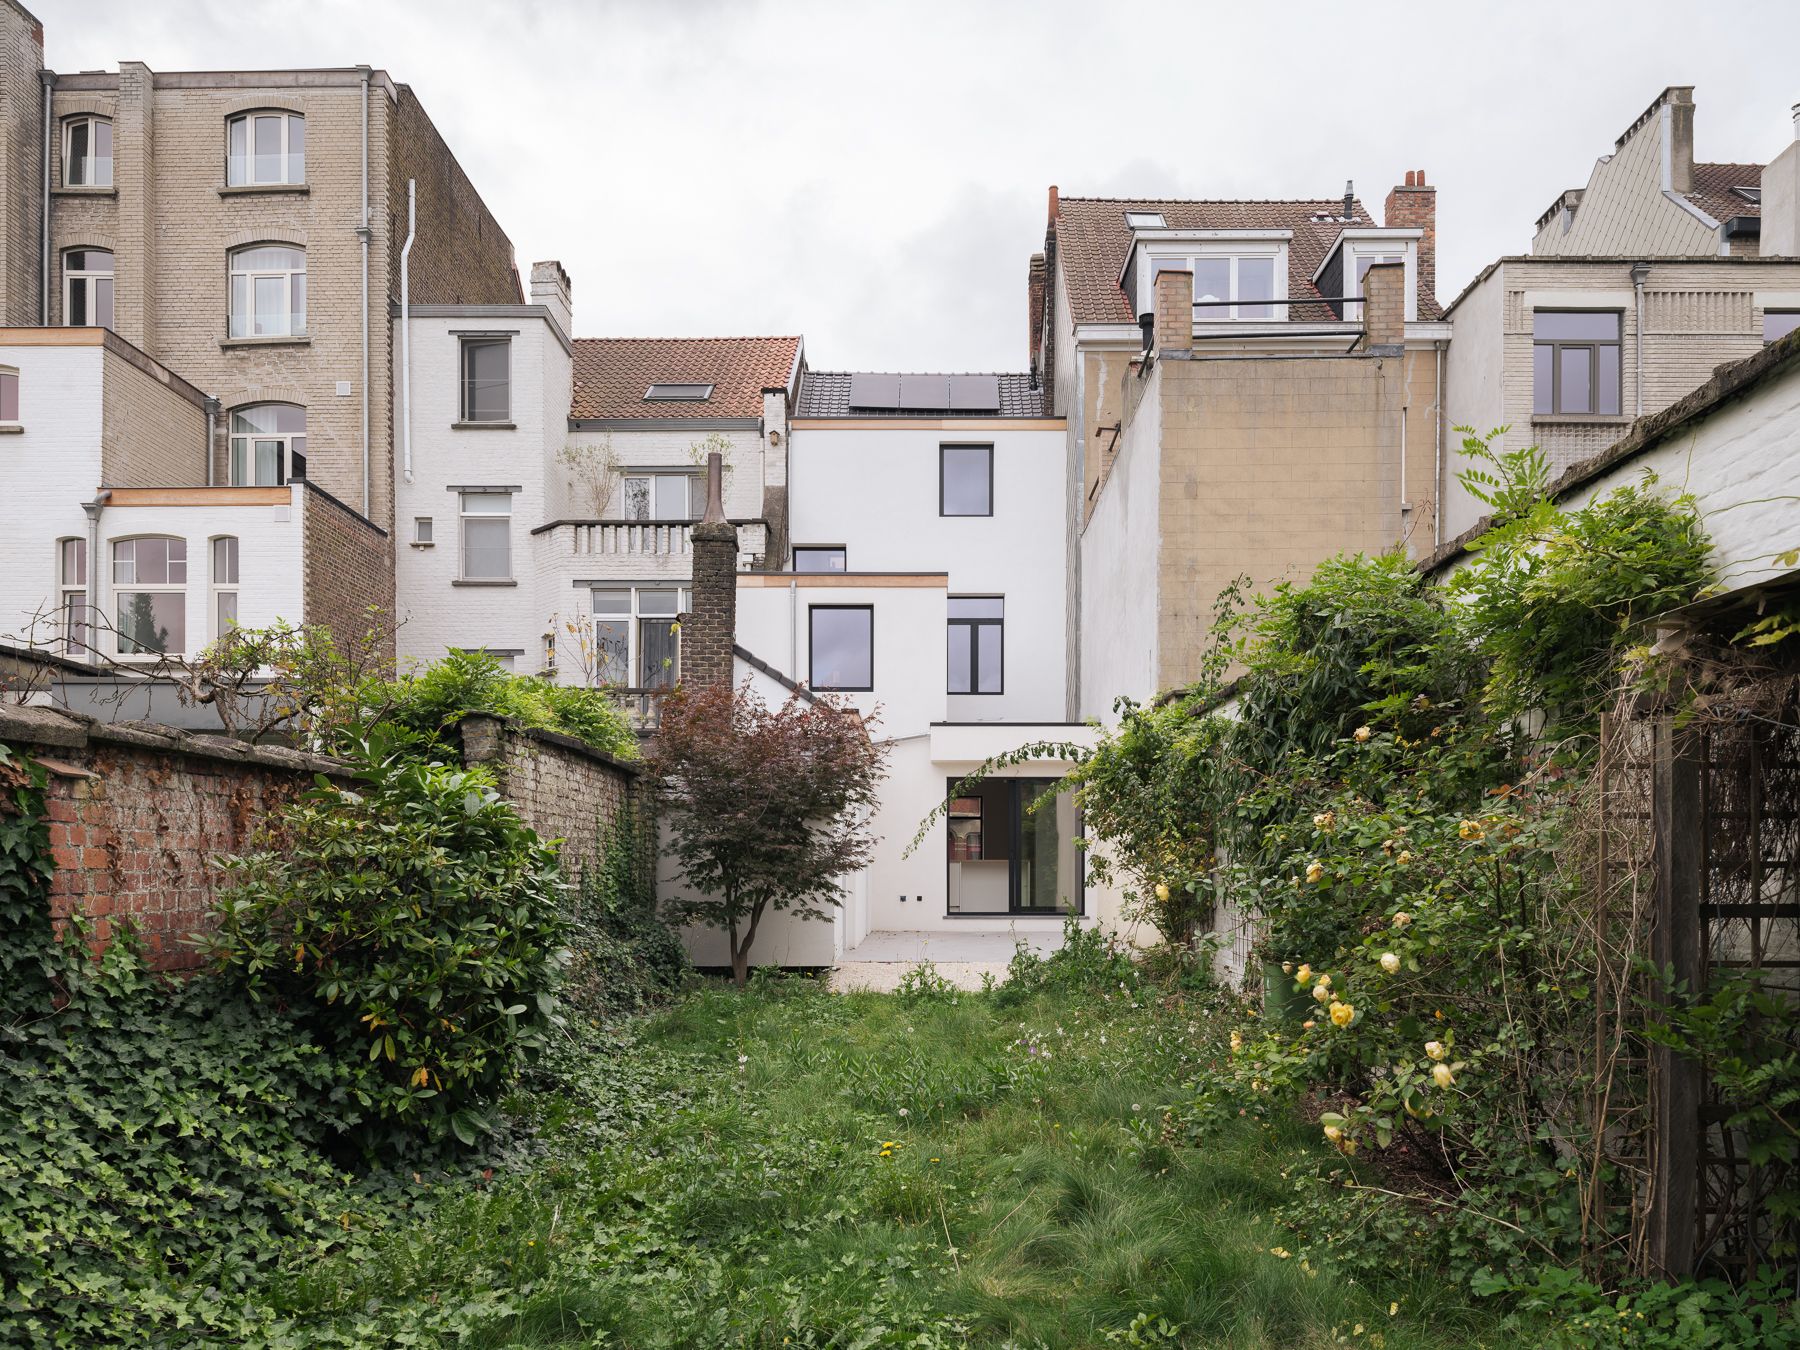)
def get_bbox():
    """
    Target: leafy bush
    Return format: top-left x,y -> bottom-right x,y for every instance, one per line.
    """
1478,1266 -> 1800,1348
997,917 -> 1143,1006
377,648 -> 637,761
202,739 -> 566,1147
560,804 -> 687,1019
